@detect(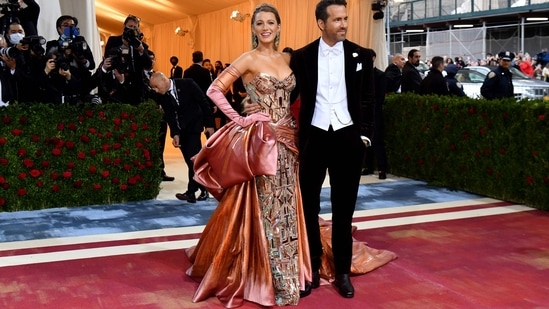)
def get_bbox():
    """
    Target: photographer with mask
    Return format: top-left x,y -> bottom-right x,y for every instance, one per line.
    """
45,15 -> 95,101
102,14 -> 152,105
3,19 -> 45,103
